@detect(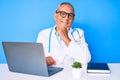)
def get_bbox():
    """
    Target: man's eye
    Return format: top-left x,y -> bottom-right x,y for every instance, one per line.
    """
61,12 -> 66,16
69,14 -> 74,17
